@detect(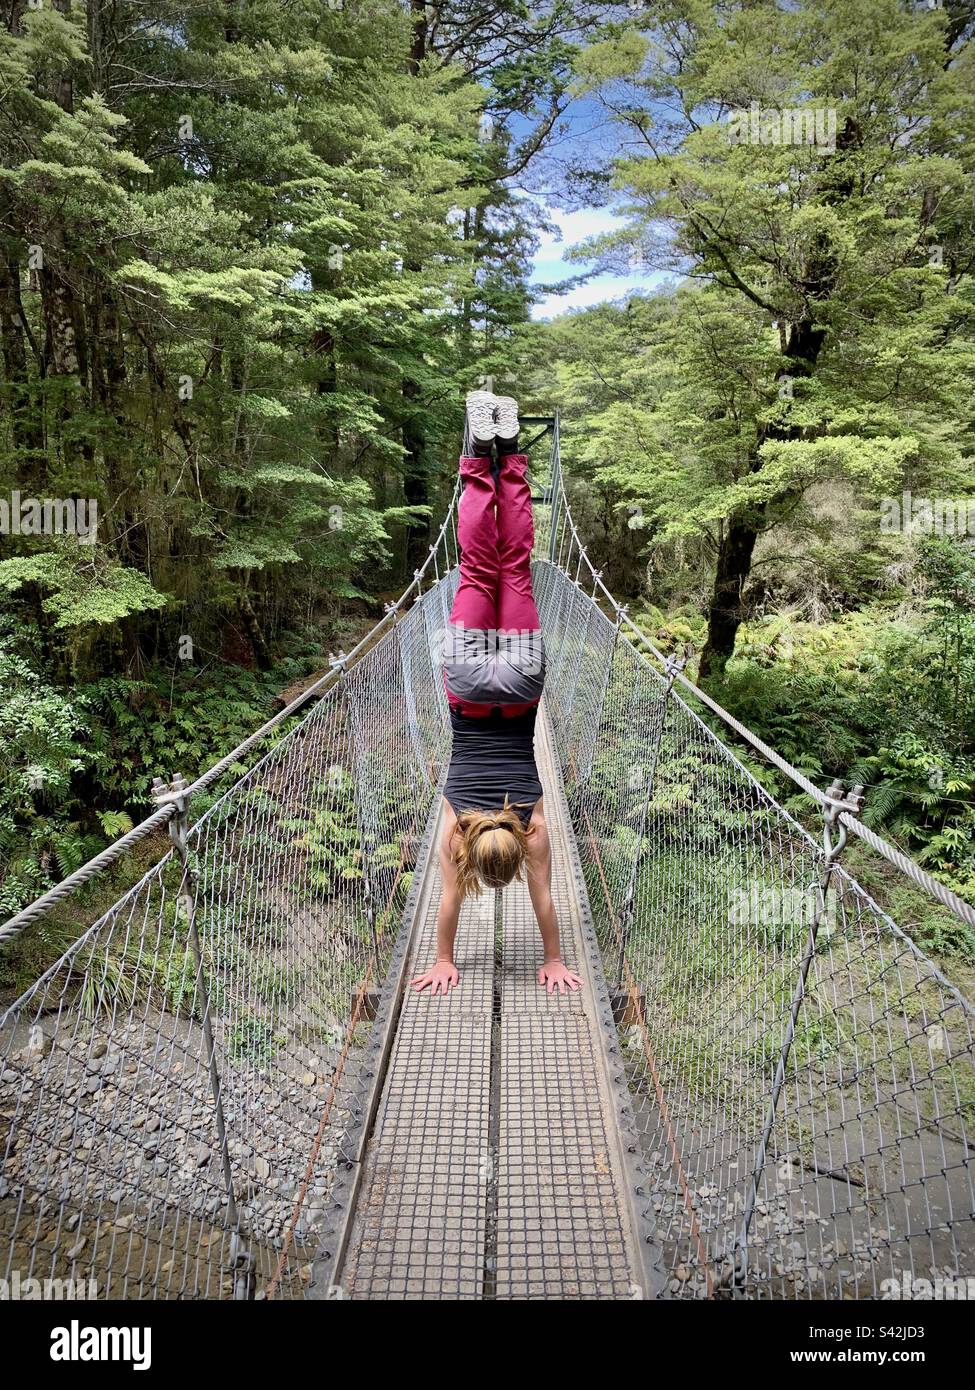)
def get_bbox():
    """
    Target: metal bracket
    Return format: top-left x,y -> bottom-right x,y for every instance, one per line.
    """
822,778 -> 865,862
662,642 -> 694,691
151,772 -> 189,816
